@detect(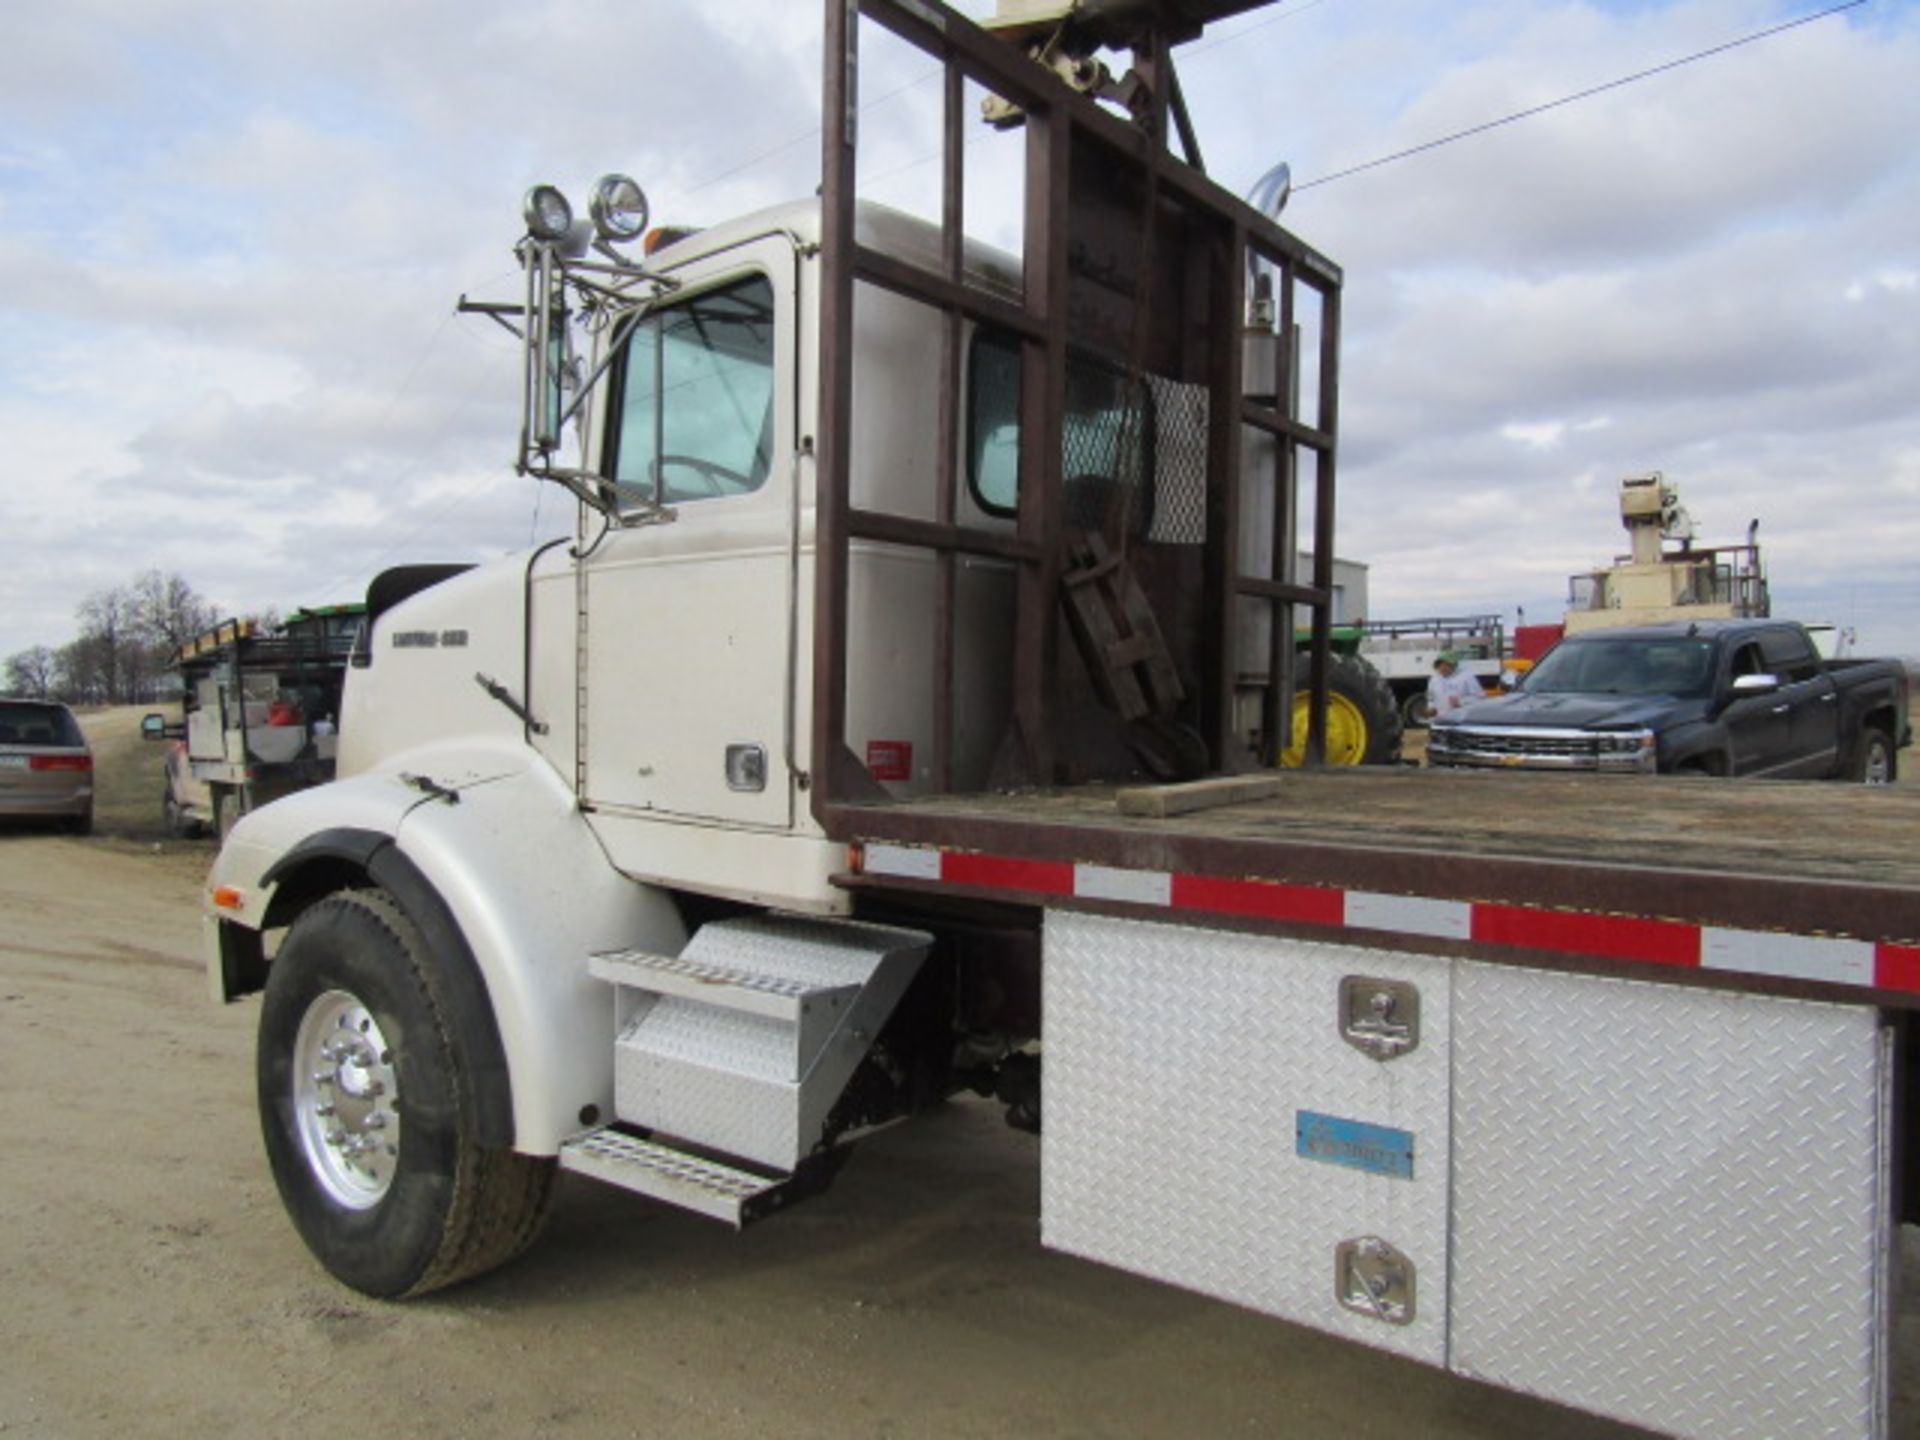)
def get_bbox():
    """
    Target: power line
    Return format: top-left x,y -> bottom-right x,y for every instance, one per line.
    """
1297,0 -> 1868,192
1181,0 -> 1332,62
685,66 -> 945,197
